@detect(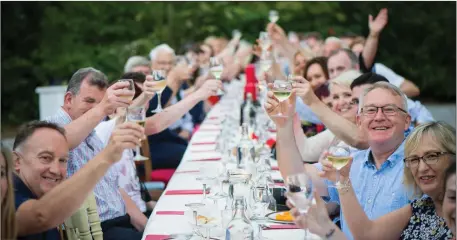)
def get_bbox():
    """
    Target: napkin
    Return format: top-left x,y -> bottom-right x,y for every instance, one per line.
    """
156,211 -> 185,215
165,189 -> 209,195
262,224 -> 300,230
145,235 -> 169,240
